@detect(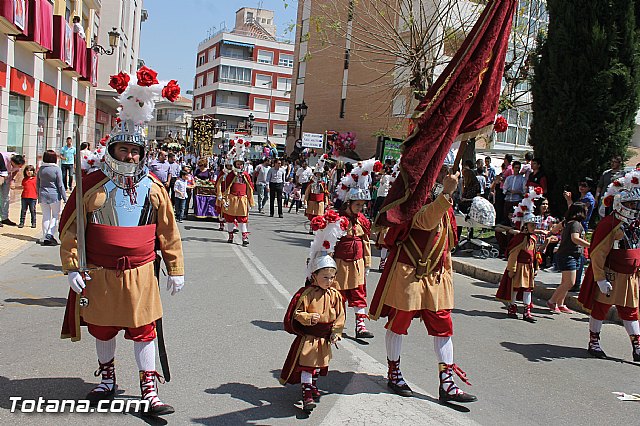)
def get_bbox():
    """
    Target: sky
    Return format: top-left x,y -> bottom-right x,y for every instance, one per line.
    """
139,0 -> 297,98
